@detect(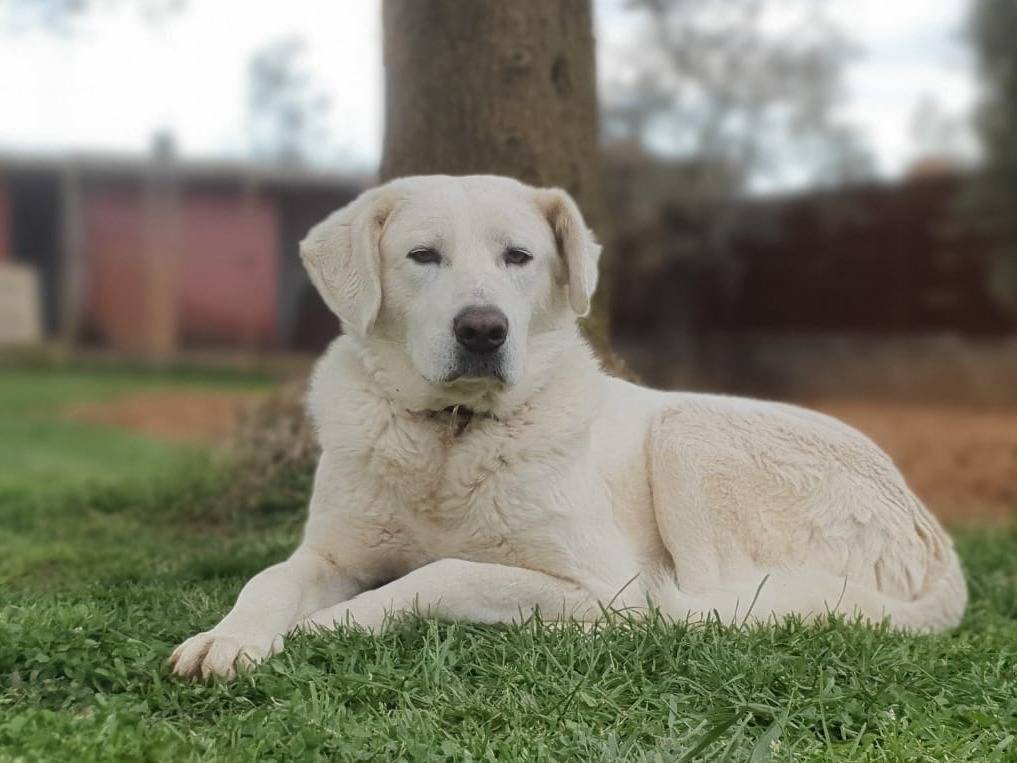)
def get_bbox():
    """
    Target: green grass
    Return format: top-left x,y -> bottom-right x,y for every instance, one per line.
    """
1,367 -> 1015,760
0,364 -> 275,587
0,362 -> 269,500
